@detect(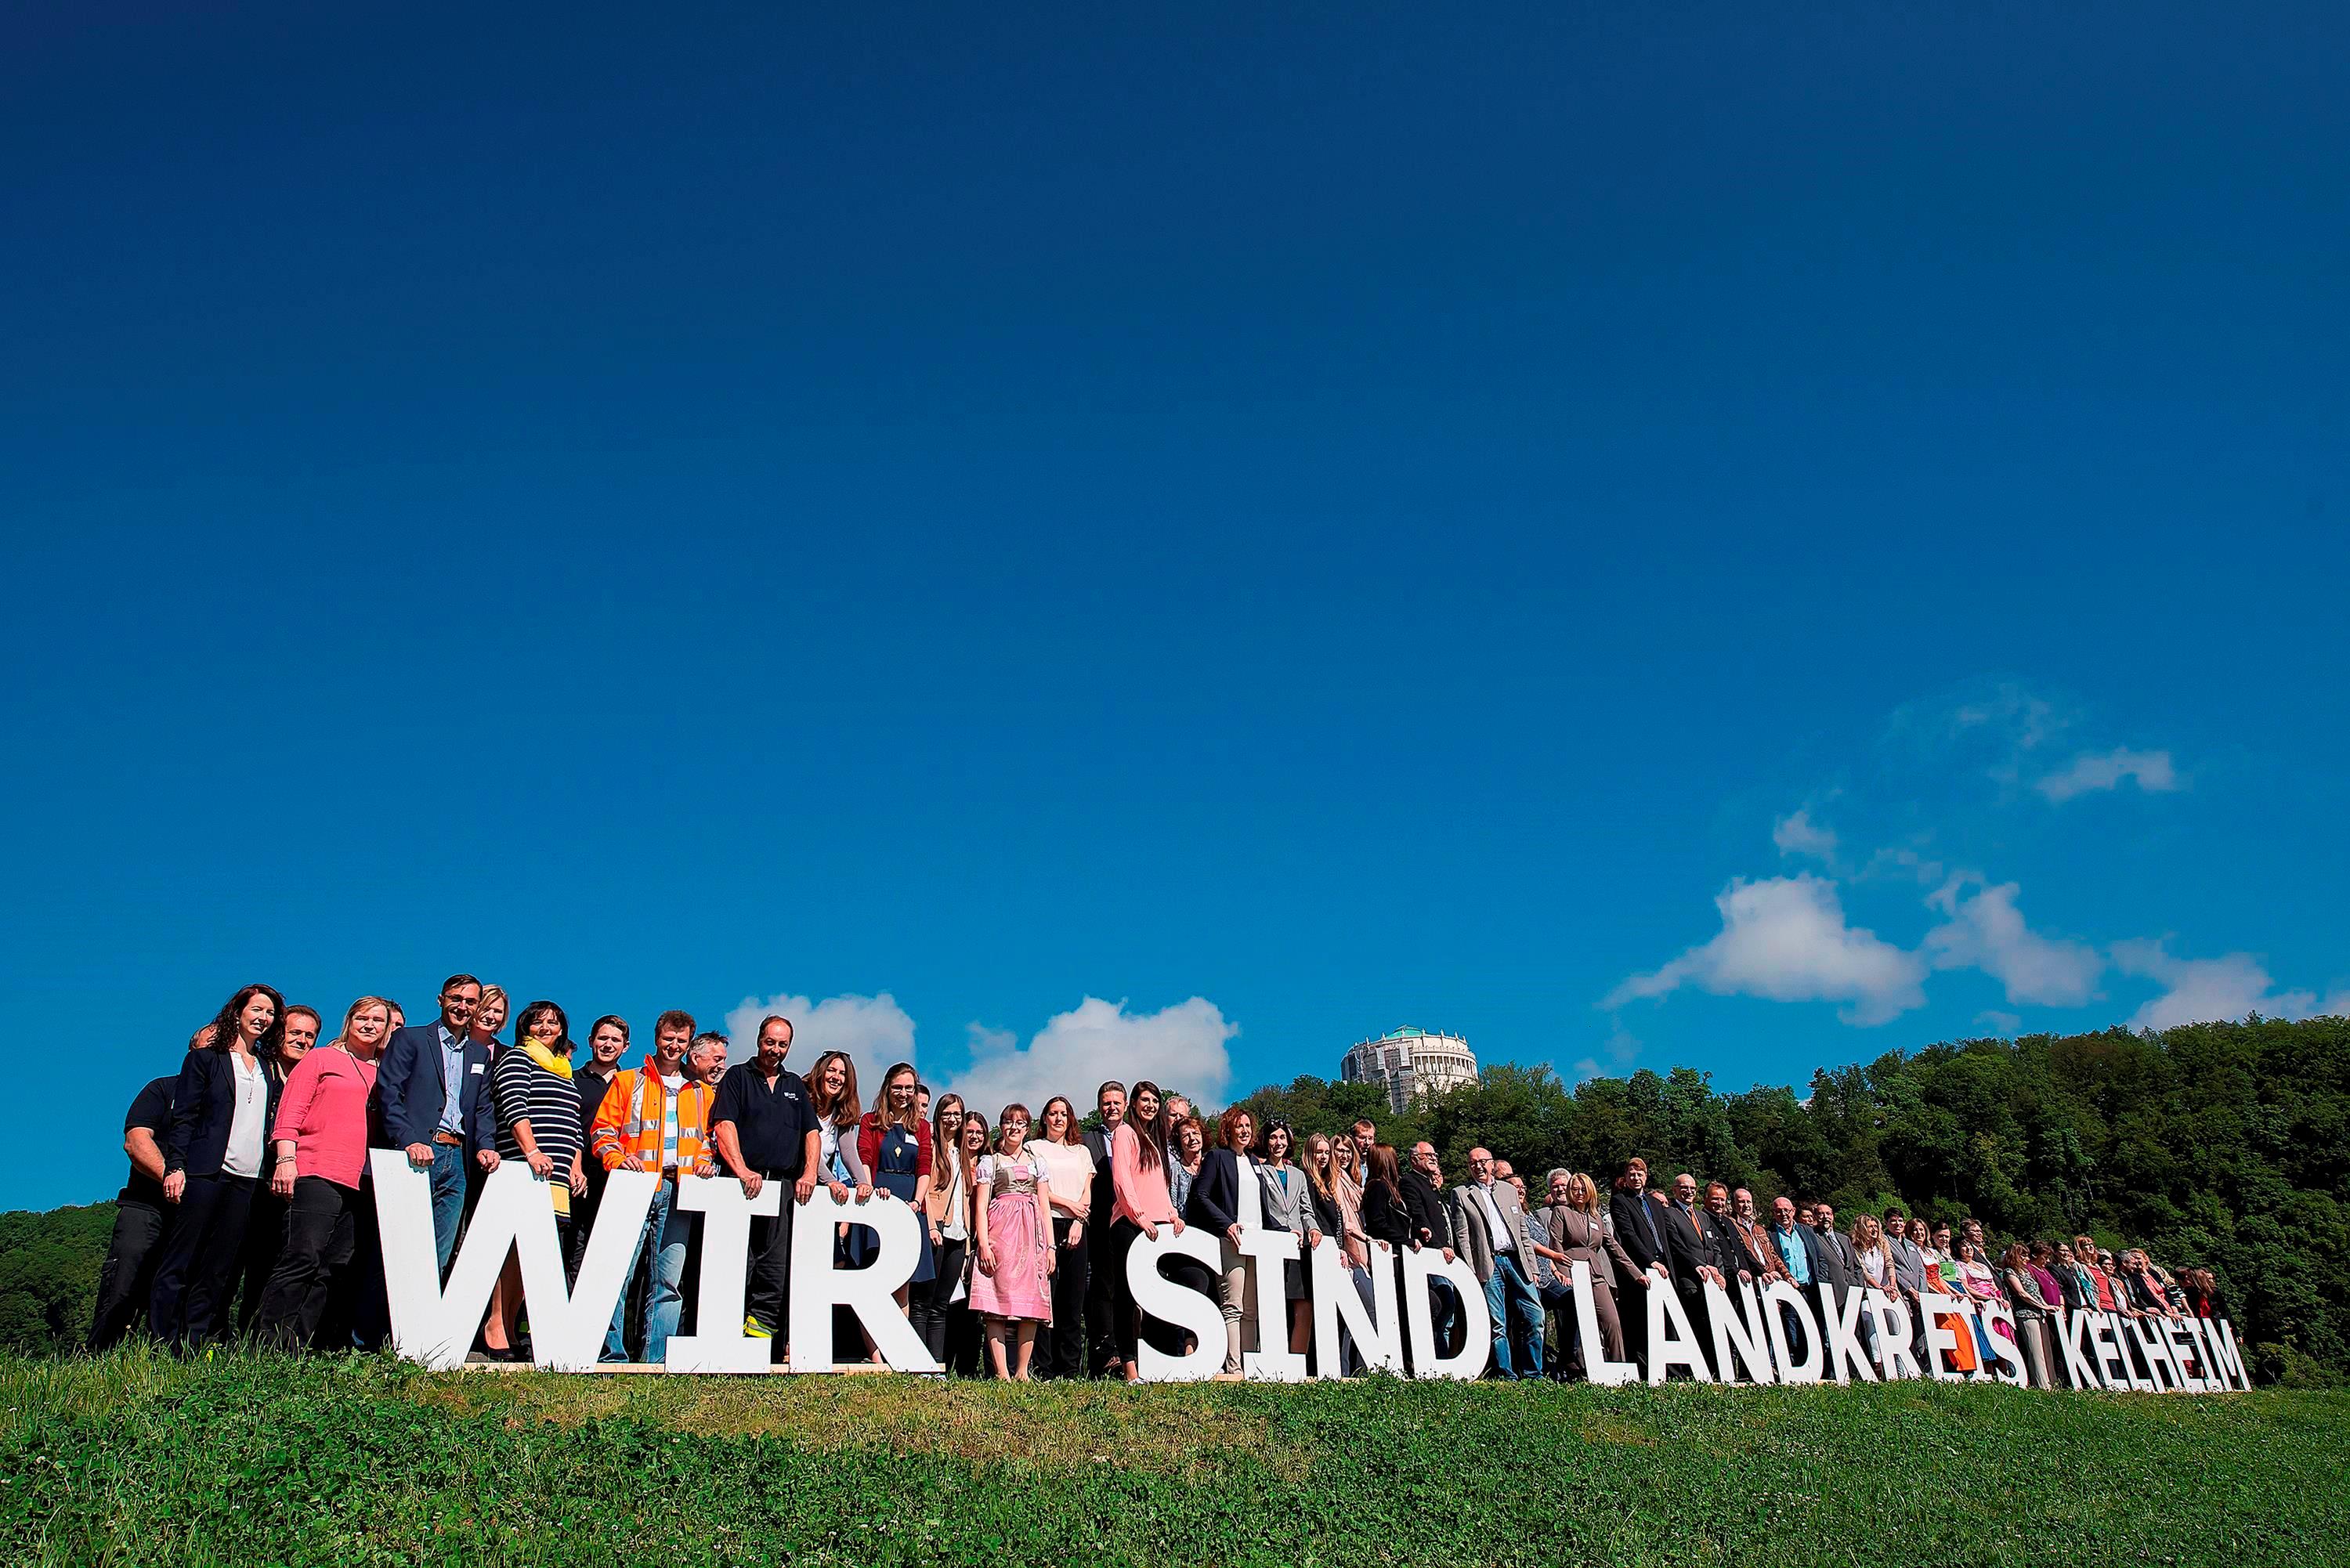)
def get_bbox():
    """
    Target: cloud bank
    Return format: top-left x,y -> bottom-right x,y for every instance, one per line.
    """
947,996 -> 1238,1117
1605,874 -> 1928,1026
722,990 -> 919,1097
